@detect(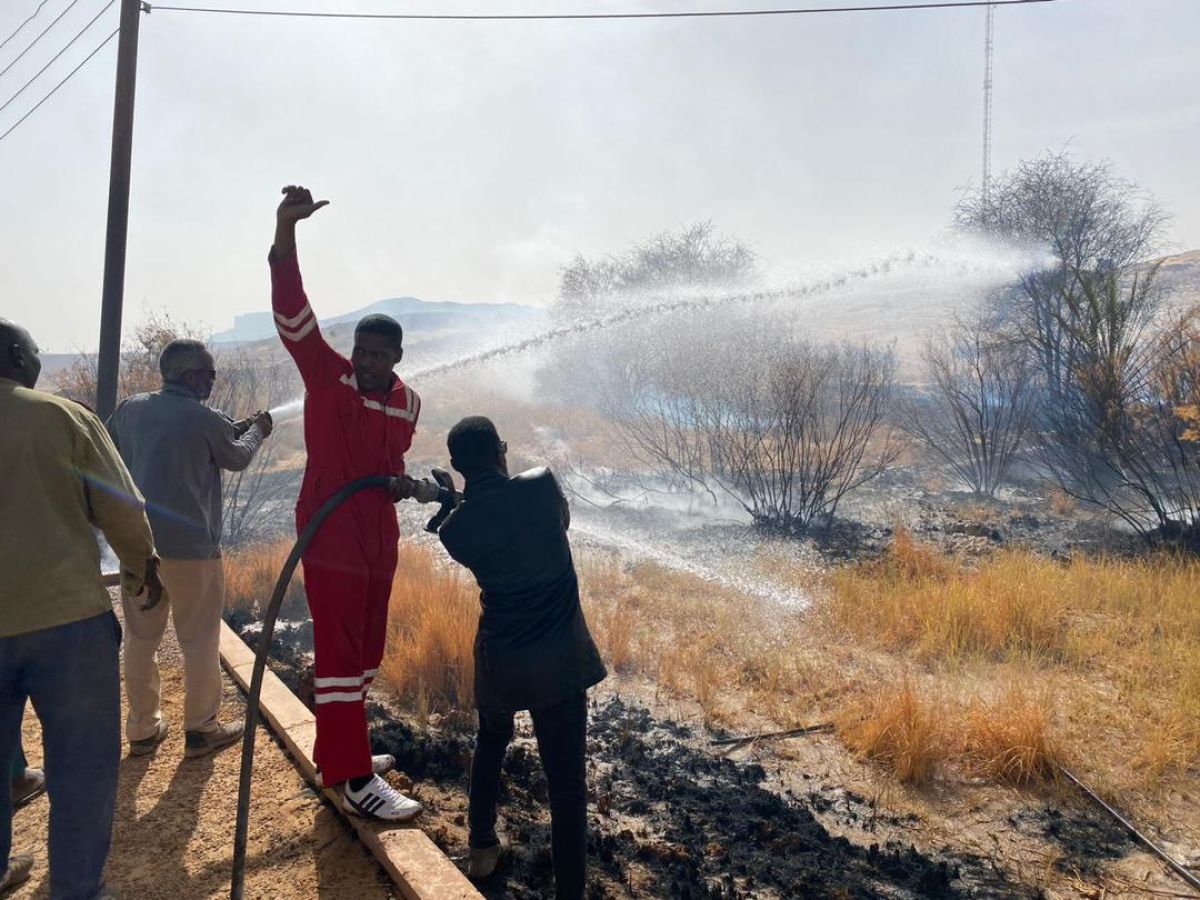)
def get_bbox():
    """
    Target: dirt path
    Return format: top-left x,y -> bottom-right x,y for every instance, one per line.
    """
10,600 -> 396,900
